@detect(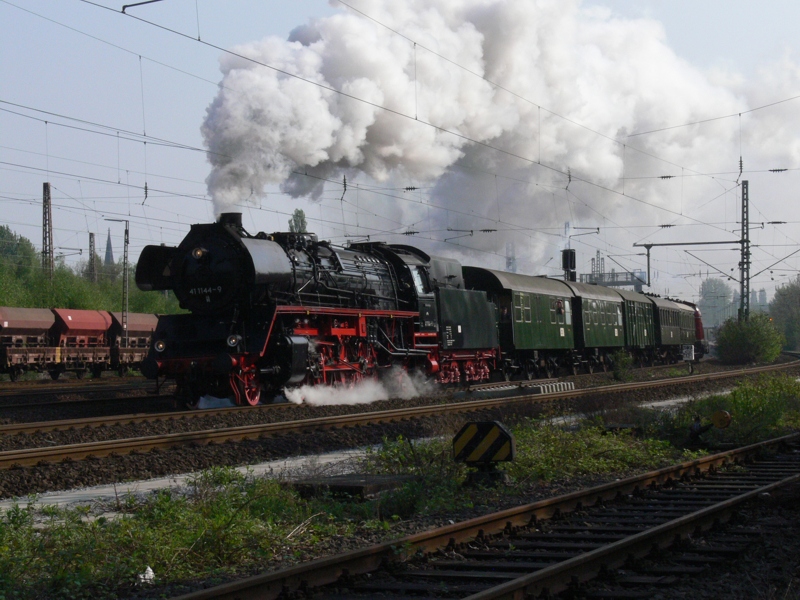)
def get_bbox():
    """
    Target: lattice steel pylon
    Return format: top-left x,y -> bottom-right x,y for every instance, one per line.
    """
739,181 -> 750,321
122,223 -> 129,343
42,182 -> 54,280
88,232 -> 97,283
